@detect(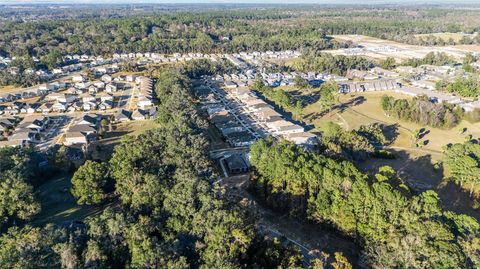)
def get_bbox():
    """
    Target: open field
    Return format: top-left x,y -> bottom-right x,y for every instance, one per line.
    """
90,119 -> 160,160
327,34 -> 477,61
0,85 -> 18,94
305,91 -> 480,158
32,176 -> 109,226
